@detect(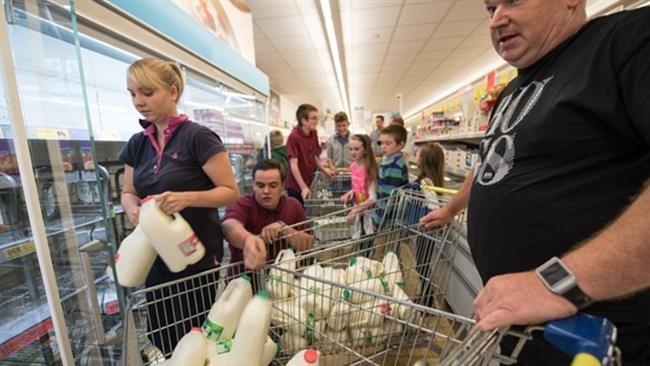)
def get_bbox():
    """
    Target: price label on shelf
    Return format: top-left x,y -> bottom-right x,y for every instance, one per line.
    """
35,128 -> 70,140
4,241 -> 35,261
97,130 -> 121,141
